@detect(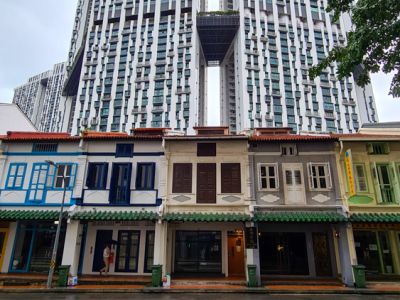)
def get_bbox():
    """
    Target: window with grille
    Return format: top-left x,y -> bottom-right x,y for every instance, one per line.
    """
32,143 -> 58,153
